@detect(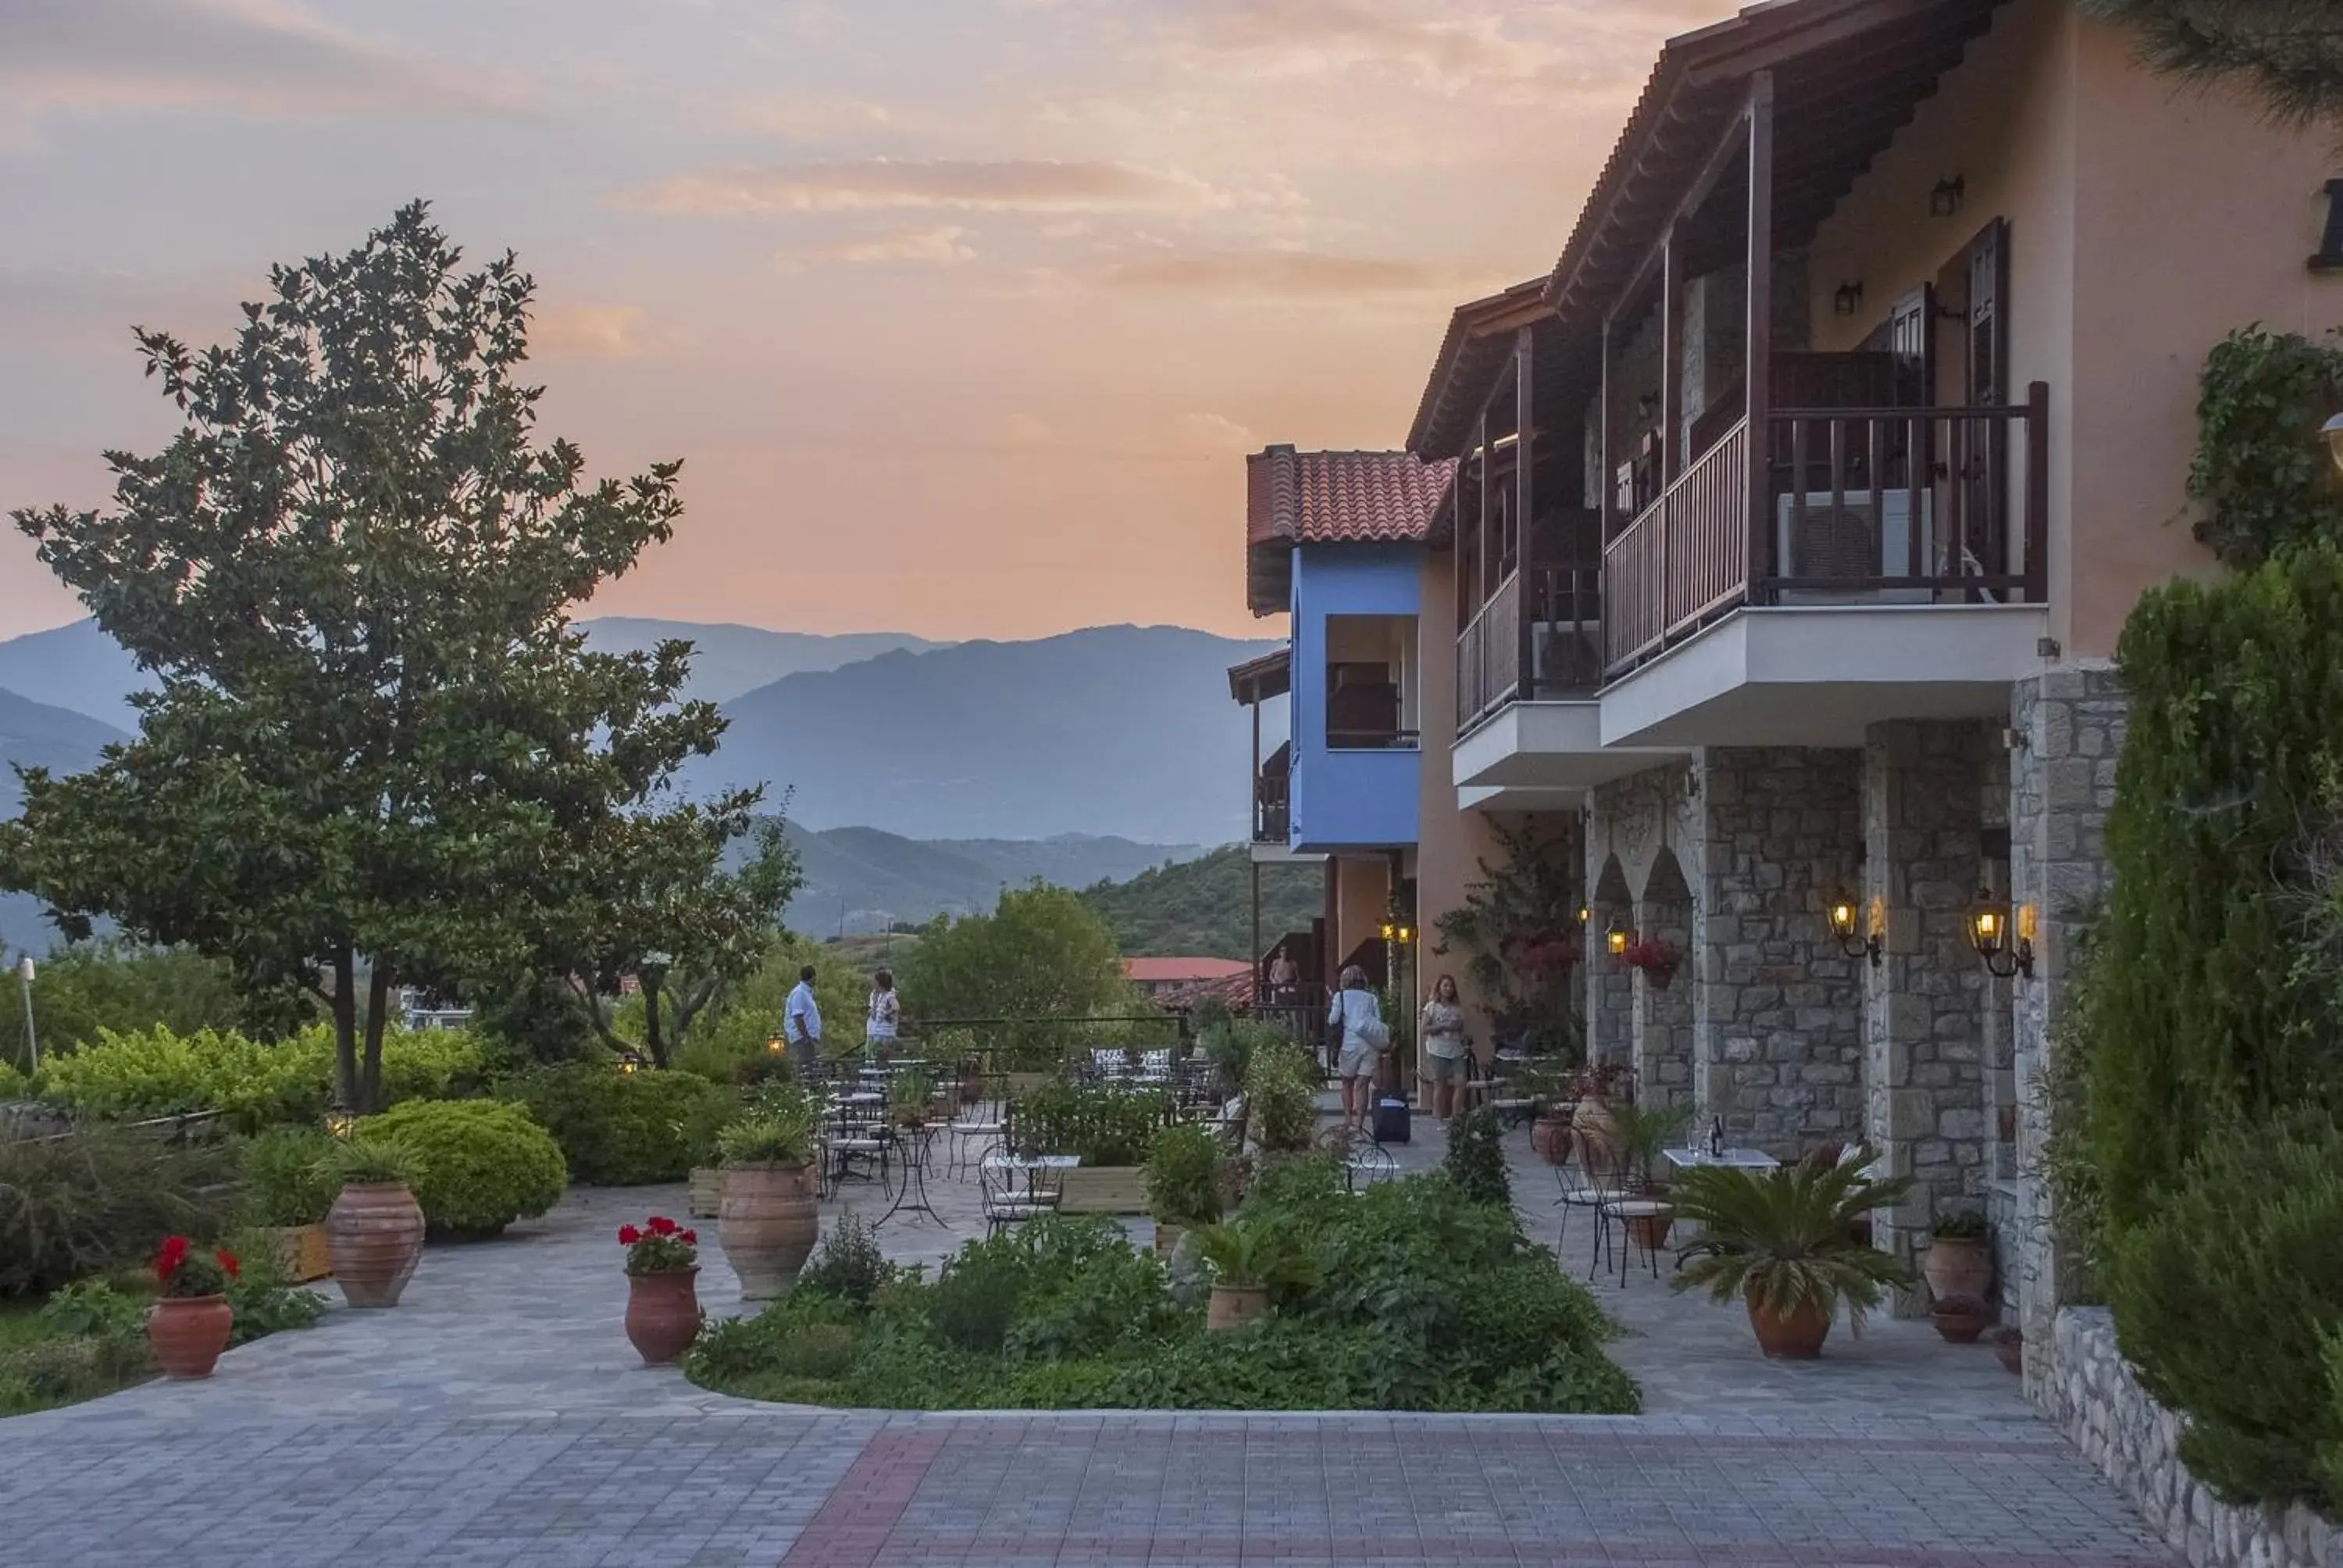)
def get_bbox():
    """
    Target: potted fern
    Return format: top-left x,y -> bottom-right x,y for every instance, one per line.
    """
1667,1155 -> 1915,1359
1189,1218 -> 1318,1332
